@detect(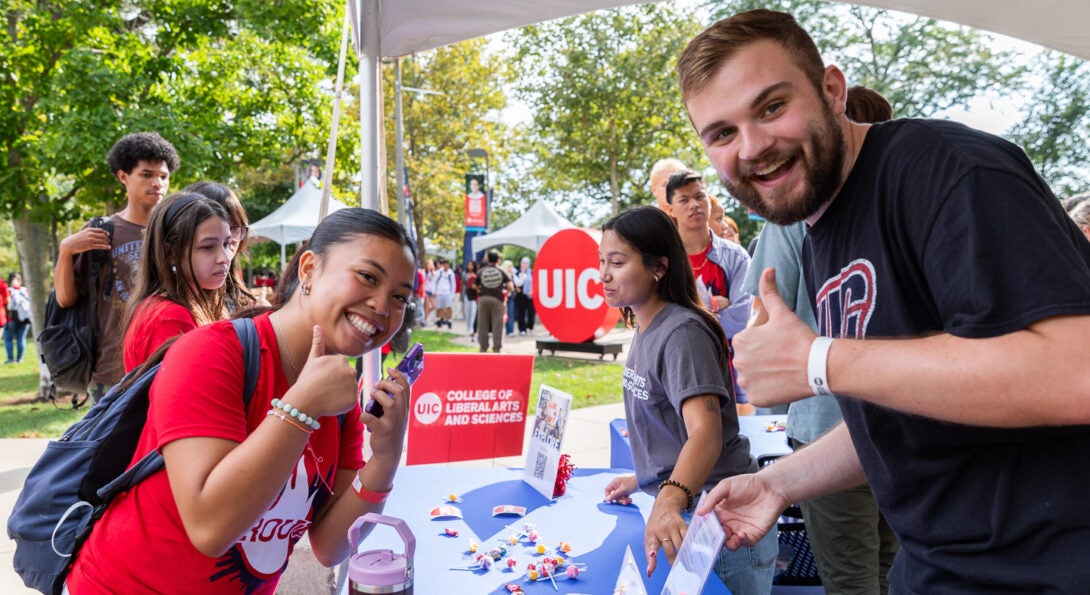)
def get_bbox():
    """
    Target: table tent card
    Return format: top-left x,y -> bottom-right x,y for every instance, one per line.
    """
522,384 -> 573,499
612,544 -> 650,595
662,492 -> 726,595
